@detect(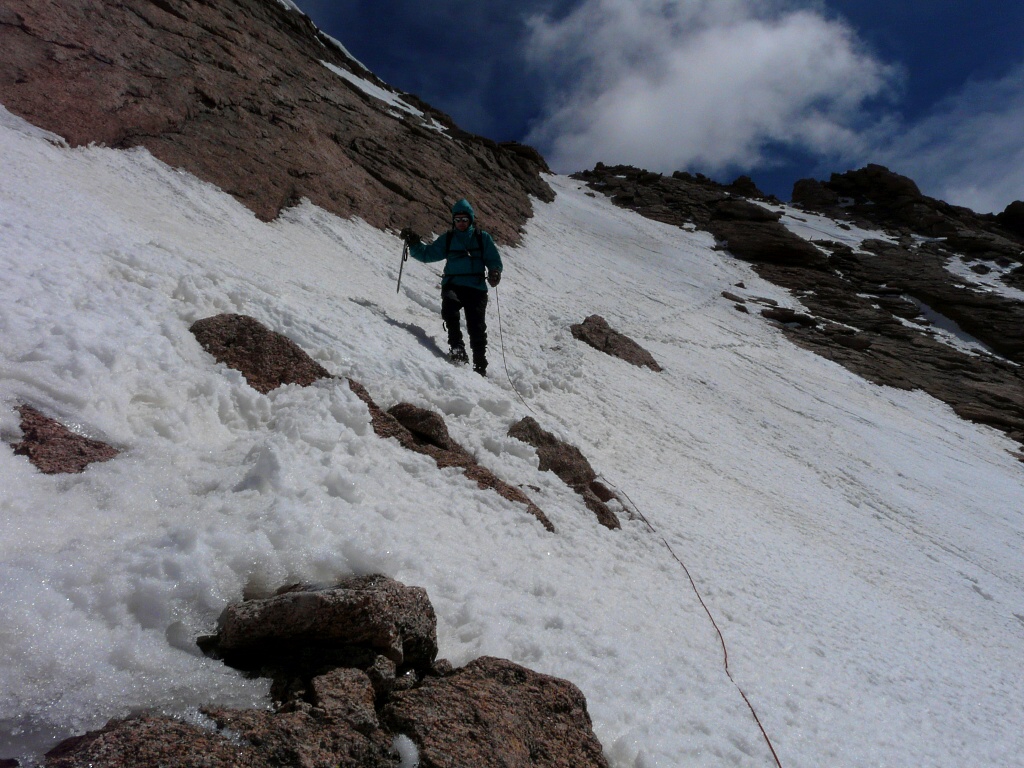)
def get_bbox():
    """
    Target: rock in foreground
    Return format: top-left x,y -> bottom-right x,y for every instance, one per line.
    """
383,656 -> 610,768
44,576 -> 609,768
44,708 -> 398,768
211,574 -> 438,673
507,416 -> 621,530
190,313 -> 331,394
571,315 -> 662,372
10,404 -> 119,474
